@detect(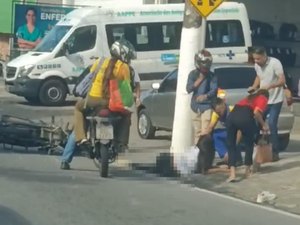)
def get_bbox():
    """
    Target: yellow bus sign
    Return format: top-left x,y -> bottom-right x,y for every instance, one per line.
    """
189,0 -> 224,18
